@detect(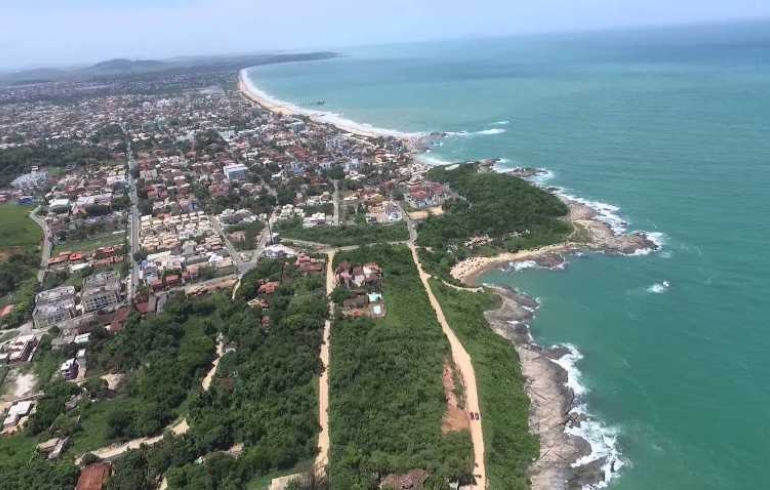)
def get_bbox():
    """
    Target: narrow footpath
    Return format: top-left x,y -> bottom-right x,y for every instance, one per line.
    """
409,244 -> 487,489
315,251 -> 335,475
